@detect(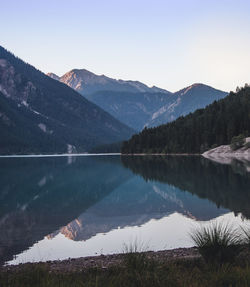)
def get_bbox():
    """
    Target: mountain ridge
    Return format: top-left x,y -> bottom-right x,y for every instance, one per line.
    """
48,69 -> 227,130
121,86 -> 250,154
145,83 -> 228,128
85,84 -> 227,130
47,68 -> 171,95
0,46 -> 134,155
